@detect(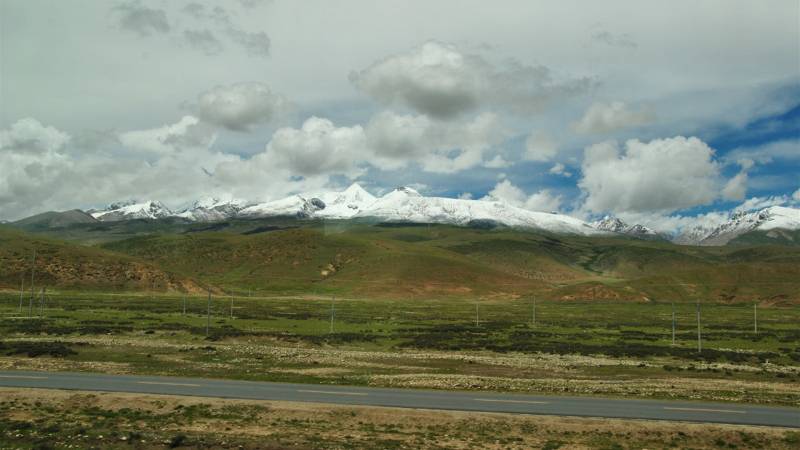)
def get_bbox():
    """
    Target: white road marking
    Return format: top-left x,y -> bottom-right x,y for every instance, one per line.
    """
664,407 -> 746,414
137,381 -> 202,387
0,375 -> 48,380
297,389 -> 368,396
472,398 -> 549,405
